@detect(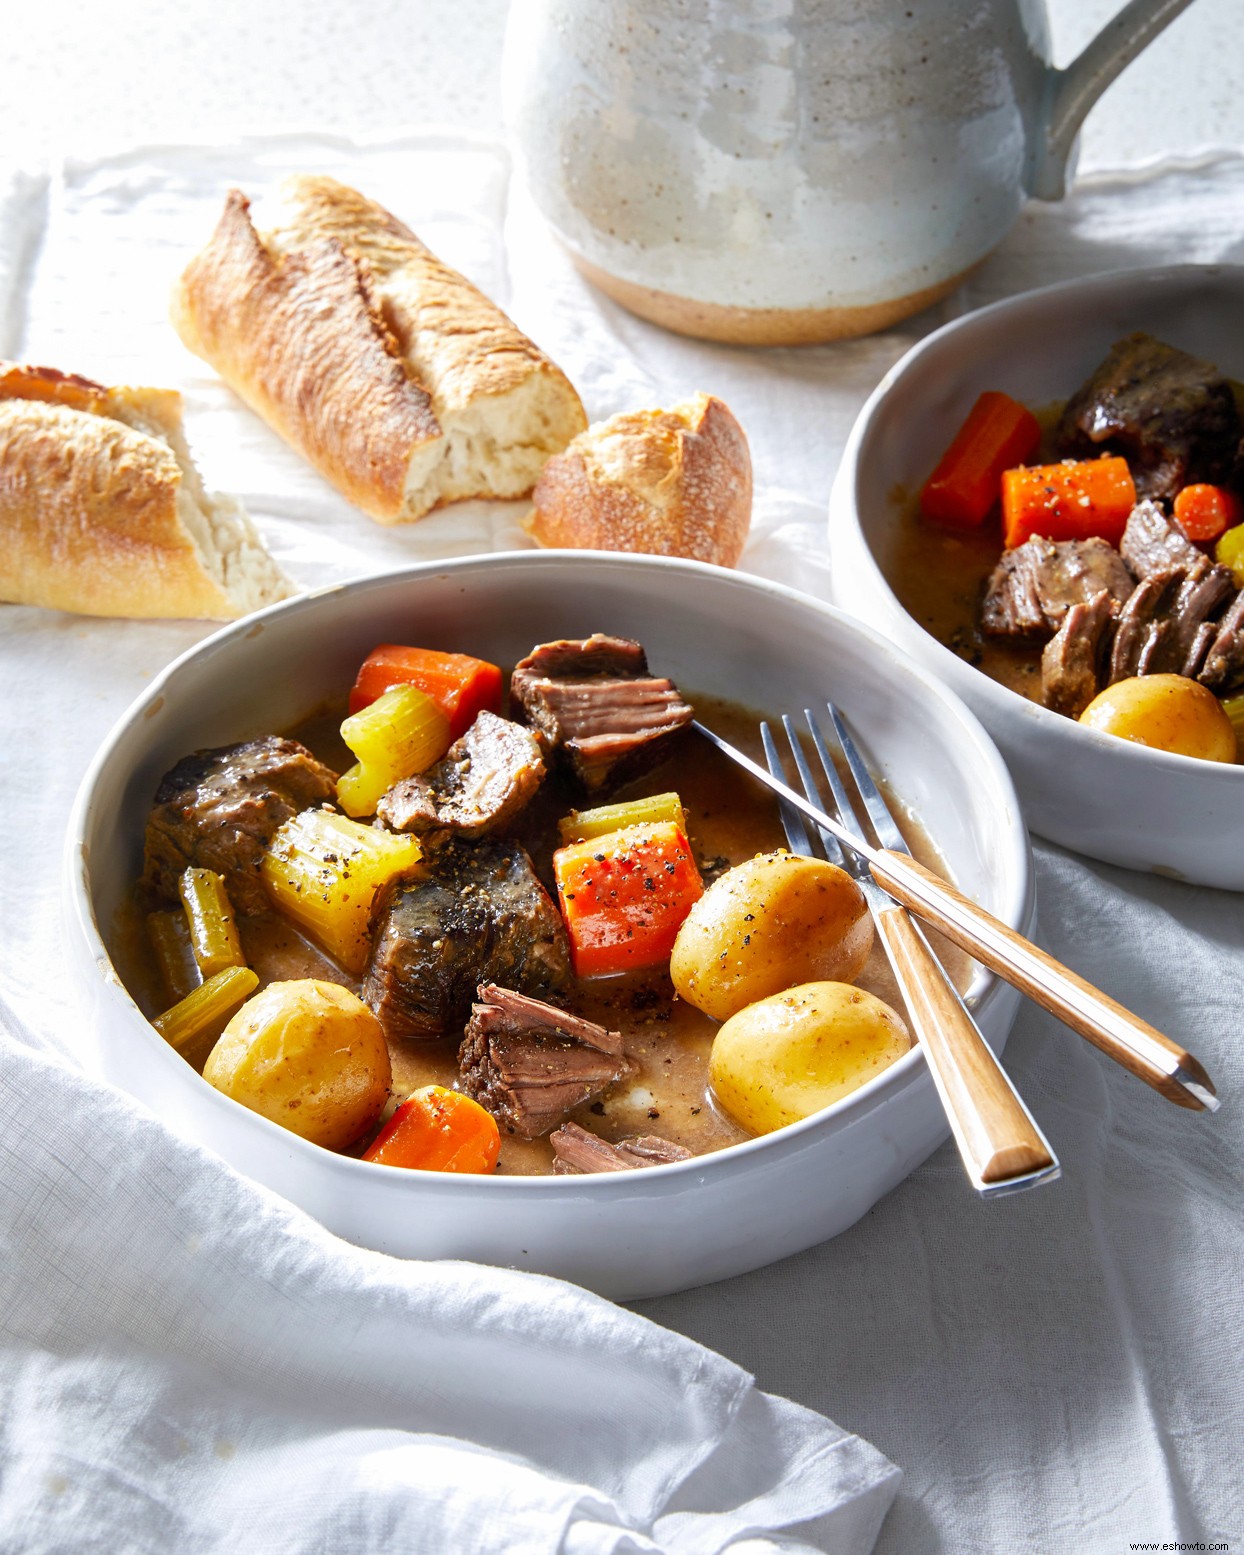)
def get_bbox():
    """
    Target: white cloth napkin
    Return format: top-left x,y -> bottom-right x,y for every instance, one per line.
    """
3,130 -> 1244,1553
0,1010 -> 899,1554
